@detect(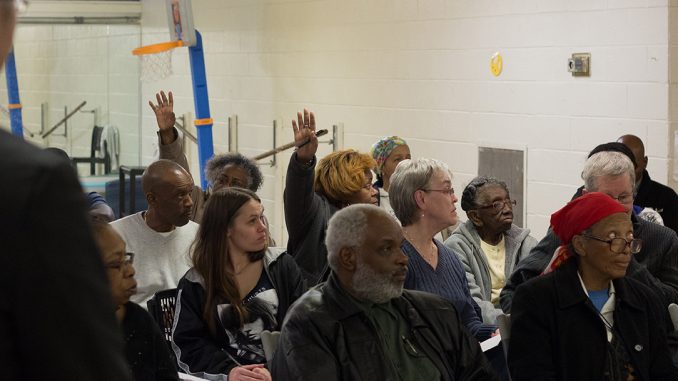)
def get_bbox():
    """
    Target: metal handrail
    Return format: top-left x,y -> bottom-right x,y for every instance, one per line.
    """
41,100 -> 86,138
